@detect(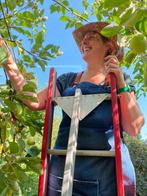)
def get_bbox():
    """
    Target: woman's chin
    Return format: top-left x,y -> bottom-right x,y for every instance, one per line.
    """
82,53 -> 91,61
